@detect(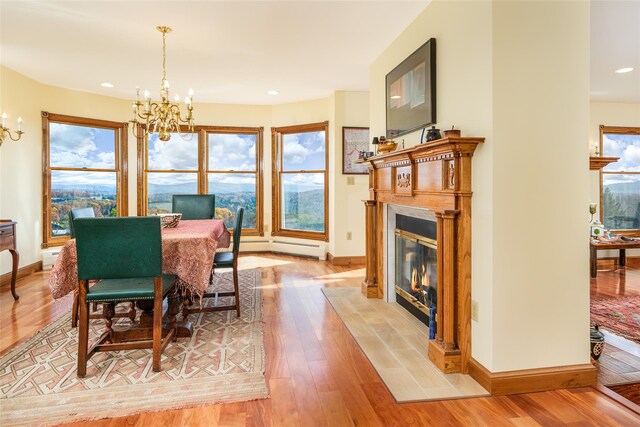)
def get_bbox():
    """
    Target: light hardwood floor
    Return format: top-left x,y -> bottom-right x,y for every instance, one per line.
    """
1,253 -> 639,426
